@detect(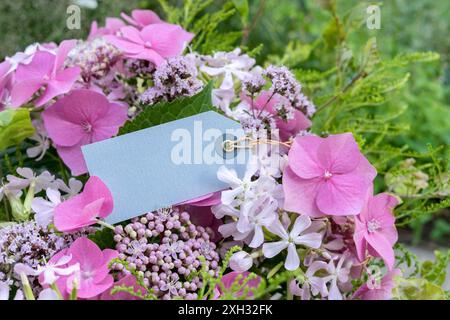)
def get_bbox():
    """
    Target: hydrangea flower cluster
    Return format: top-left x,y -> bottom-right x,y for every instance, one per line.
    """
112,207 -> 220,299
